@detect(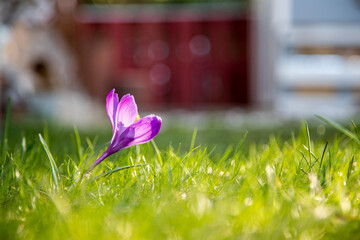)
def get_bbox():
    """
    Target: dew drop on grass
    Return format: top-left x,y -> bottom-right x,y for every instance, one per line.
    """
266,165 -> 275,183
313,205 -> 332,219
15,169 -> 21,179
317,125 -> 326,135
196,194 -> 212,216
181,193 -> 187,200
244,197 -> 253,206
257,178 -> 265,187
341,198 -> 351,213
240,165 -> 246,174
